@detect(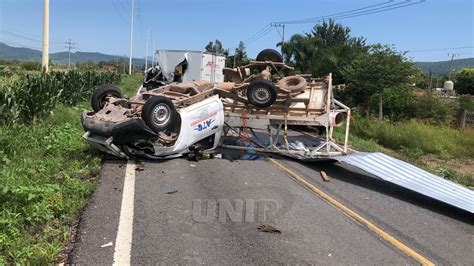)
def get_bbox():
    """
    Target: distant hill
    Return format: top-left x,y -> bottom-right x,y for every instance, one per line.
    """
0,42 -> 146,66
2,42 -> 472,74
0,43 -> 41,60
414,58 -> 474,76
